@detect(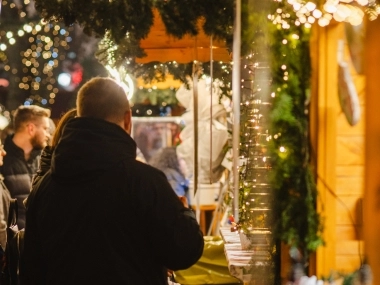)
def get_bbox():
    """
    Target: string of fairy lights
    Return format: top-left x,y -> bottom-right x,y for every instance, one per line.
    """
0,0 -> 72,107
1,0 -> 379,111
283,0 -> 379,27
